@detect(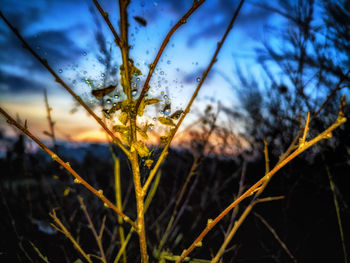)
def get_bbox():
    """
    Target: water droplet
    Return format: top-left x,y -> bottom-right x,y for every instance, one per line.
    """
163,95 -> 168,100
181,18 -> 187,24
101,73 -> 105,77
131,89 -> 138,97
114,94 -> 120,99
58,69 -> 63,73
132,82 -> 137,88
163,104 -> 171,115
160,71 -> 164,75
167,60 -> 171,65
98,189 -> 103,195
106,98 -> 112,104
136,77 -> 141,82
83,51 -> 87,56
113,103 -> 117,107
103,109 -> 111,119
196,77 -> 201,82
